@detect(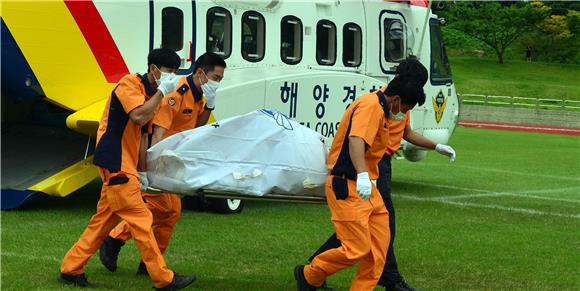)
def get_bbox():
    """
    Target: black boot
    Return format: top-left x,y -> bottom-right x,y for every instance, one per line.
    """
294,265 -> 316,291
58,273 -> 94,287
384,277 -> 416,291
98,236 -> 125,272
154,273 -> 196,291
318,281 -> 334,290
136,261 -> 149,276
